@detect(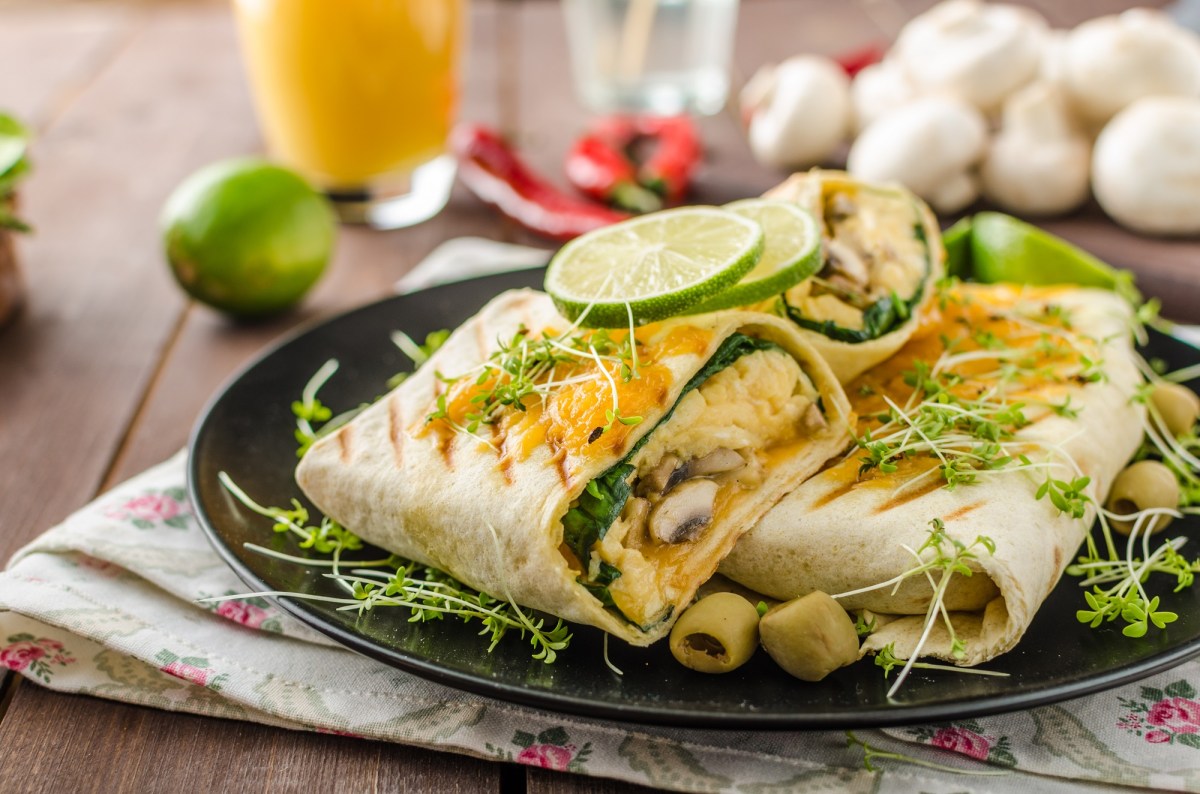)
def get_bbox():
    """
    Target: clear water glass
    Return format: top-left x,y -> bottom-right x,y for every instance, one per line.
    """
562,0 -> 740,117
